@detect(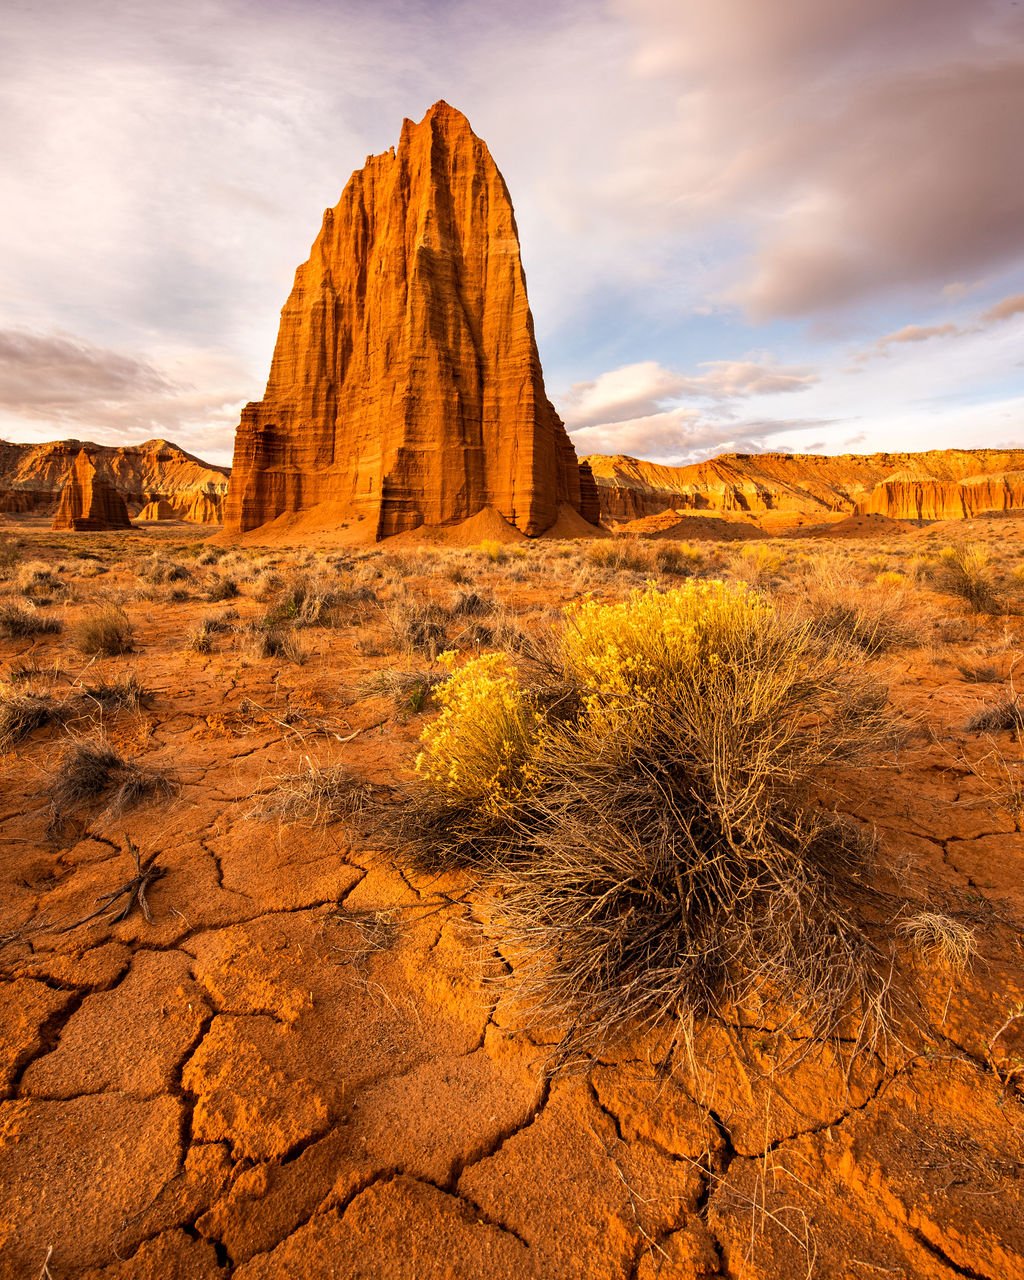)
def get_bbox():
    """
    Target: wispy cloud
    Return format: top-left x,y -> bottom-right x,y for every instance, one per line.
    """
0,329 -> 247,461
560,358 -> 818,429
